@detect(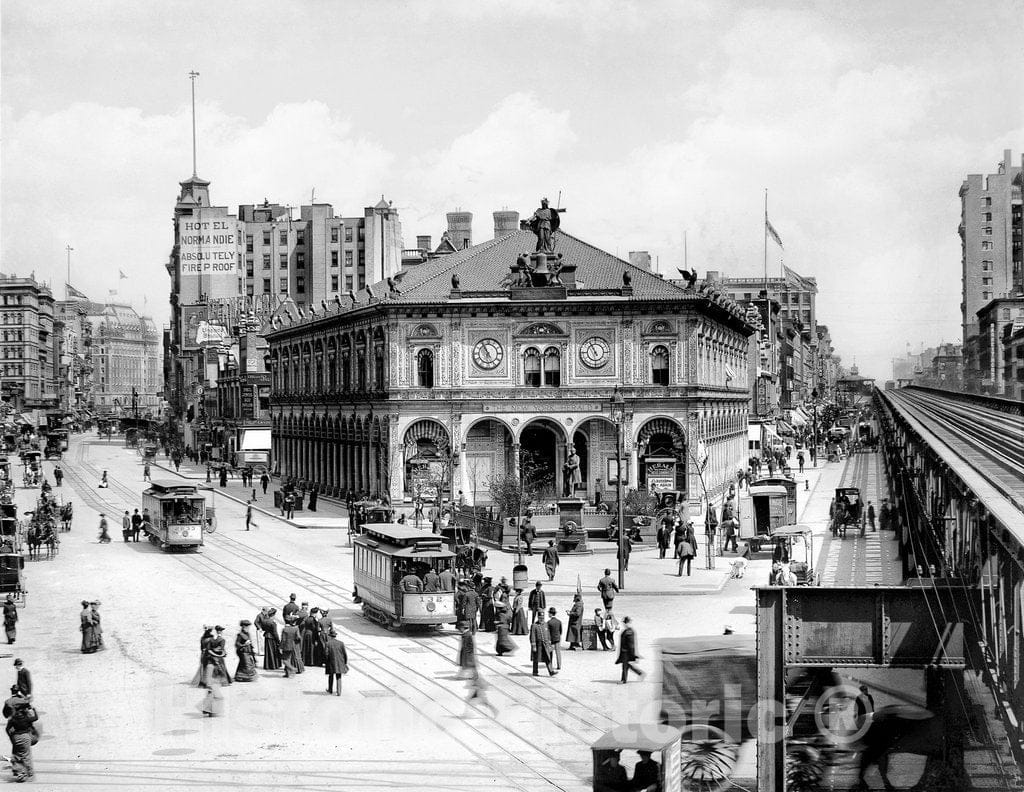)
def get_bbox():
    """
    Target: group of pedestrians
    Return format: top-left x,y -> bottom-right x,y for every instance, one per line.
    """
654,517 -> 700,576
193,595 -> 350,714
119,508 -> 151,543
